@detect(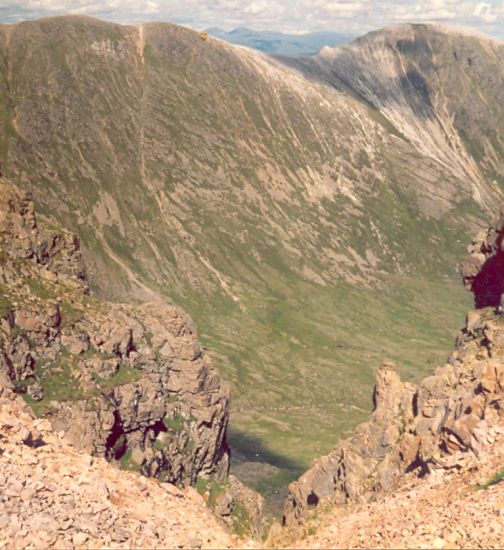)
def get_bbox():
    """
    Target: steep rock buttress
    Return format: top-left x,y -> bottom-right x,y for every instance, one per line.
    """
0,178 -> 230,485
